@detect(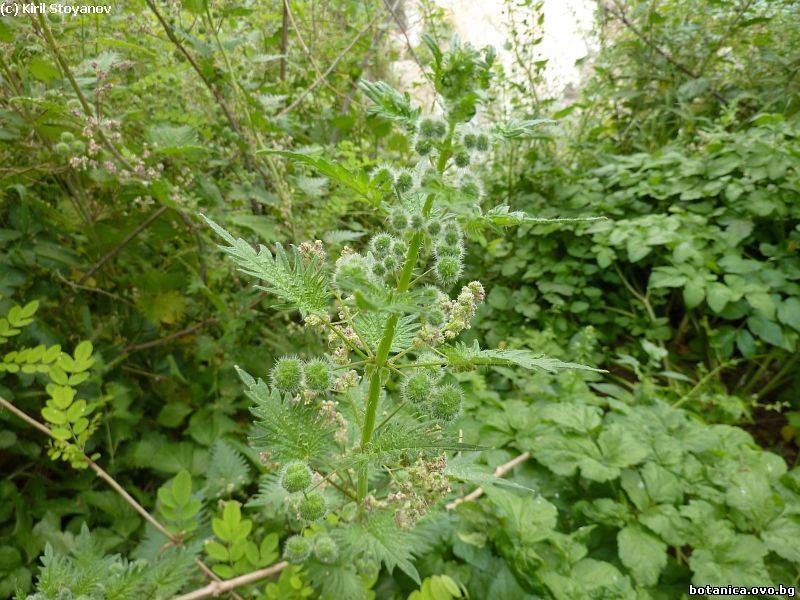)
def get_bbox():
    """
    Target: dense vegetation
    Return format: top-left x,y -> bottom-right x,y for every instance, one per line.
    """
1,0 -> 799,598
